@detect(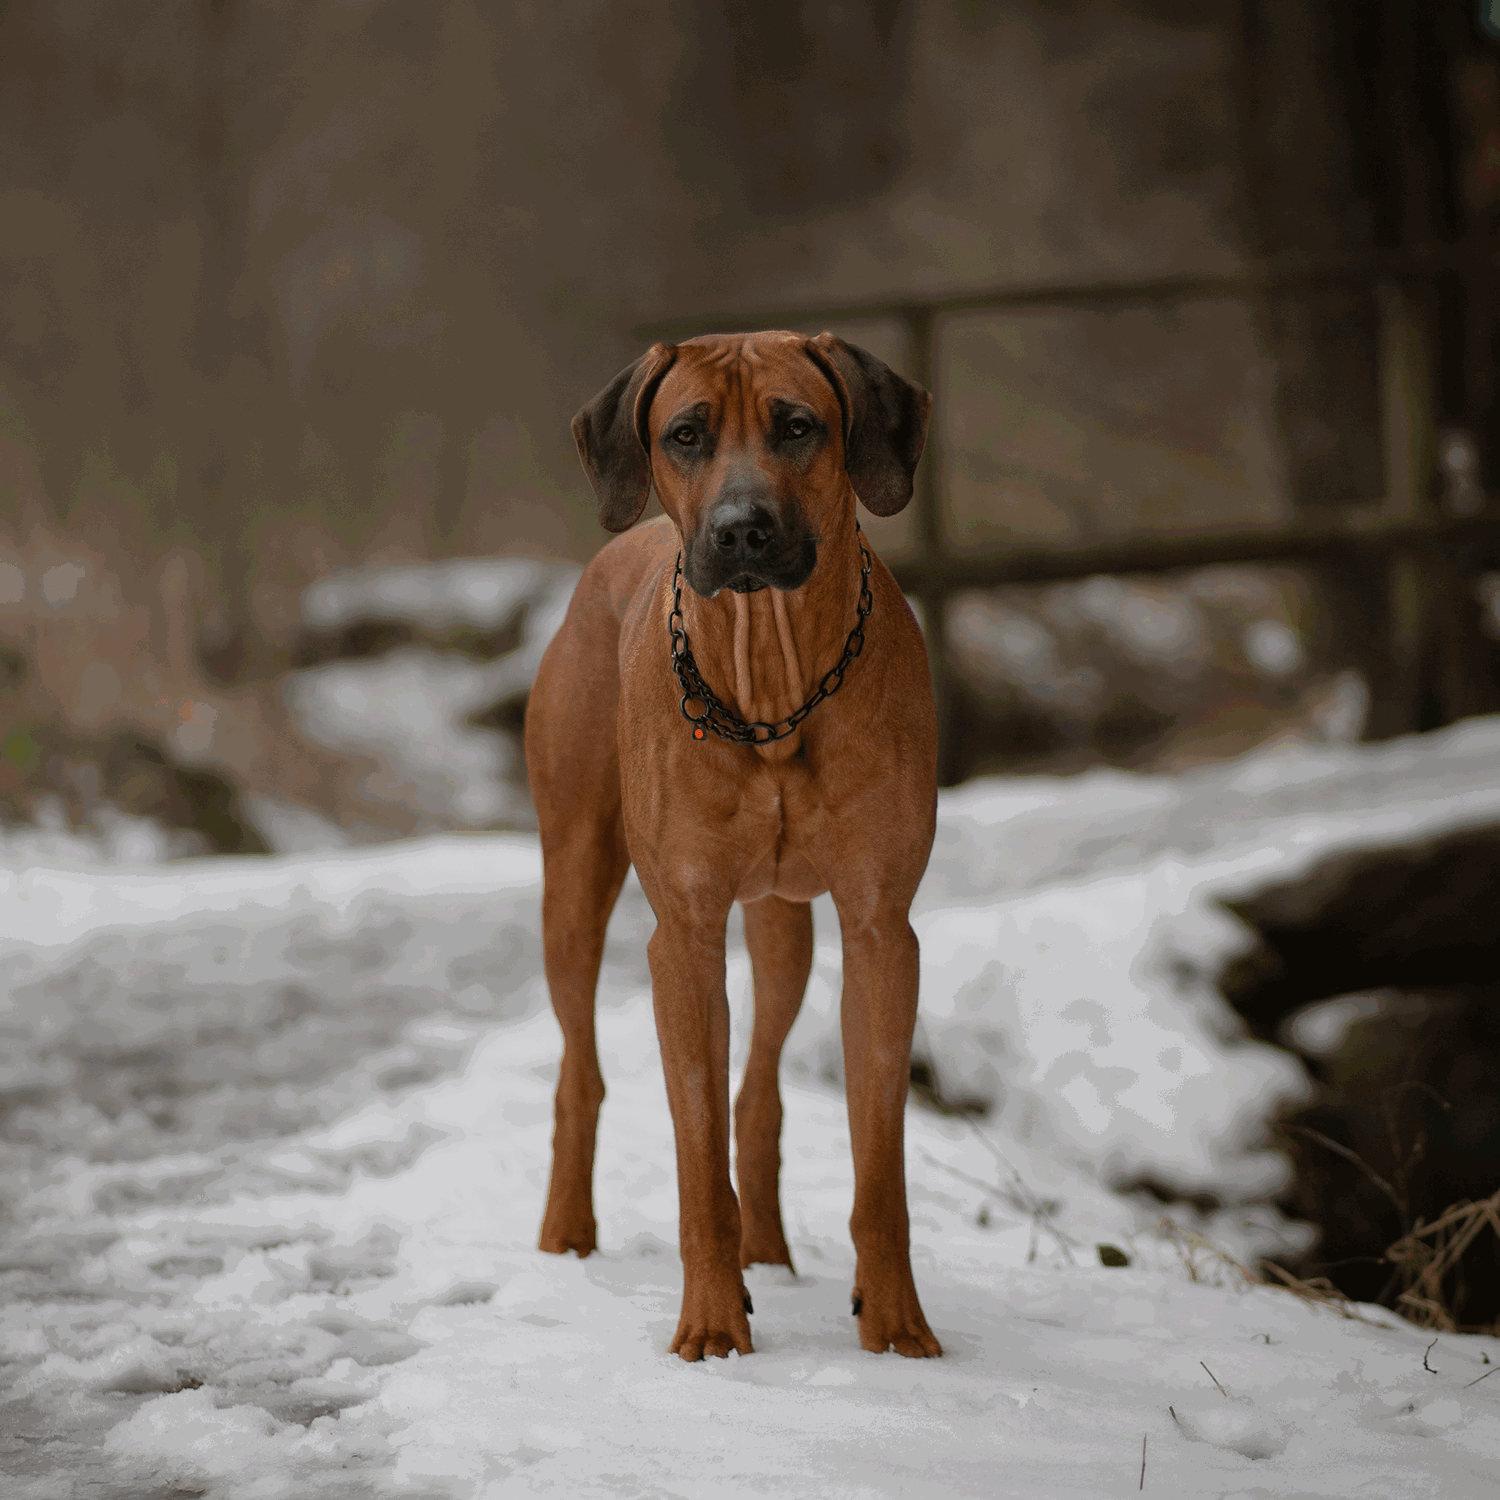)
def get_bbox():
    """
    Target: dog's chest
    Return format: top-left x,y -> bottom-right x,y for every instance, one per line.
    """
729,758 -> 832,904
